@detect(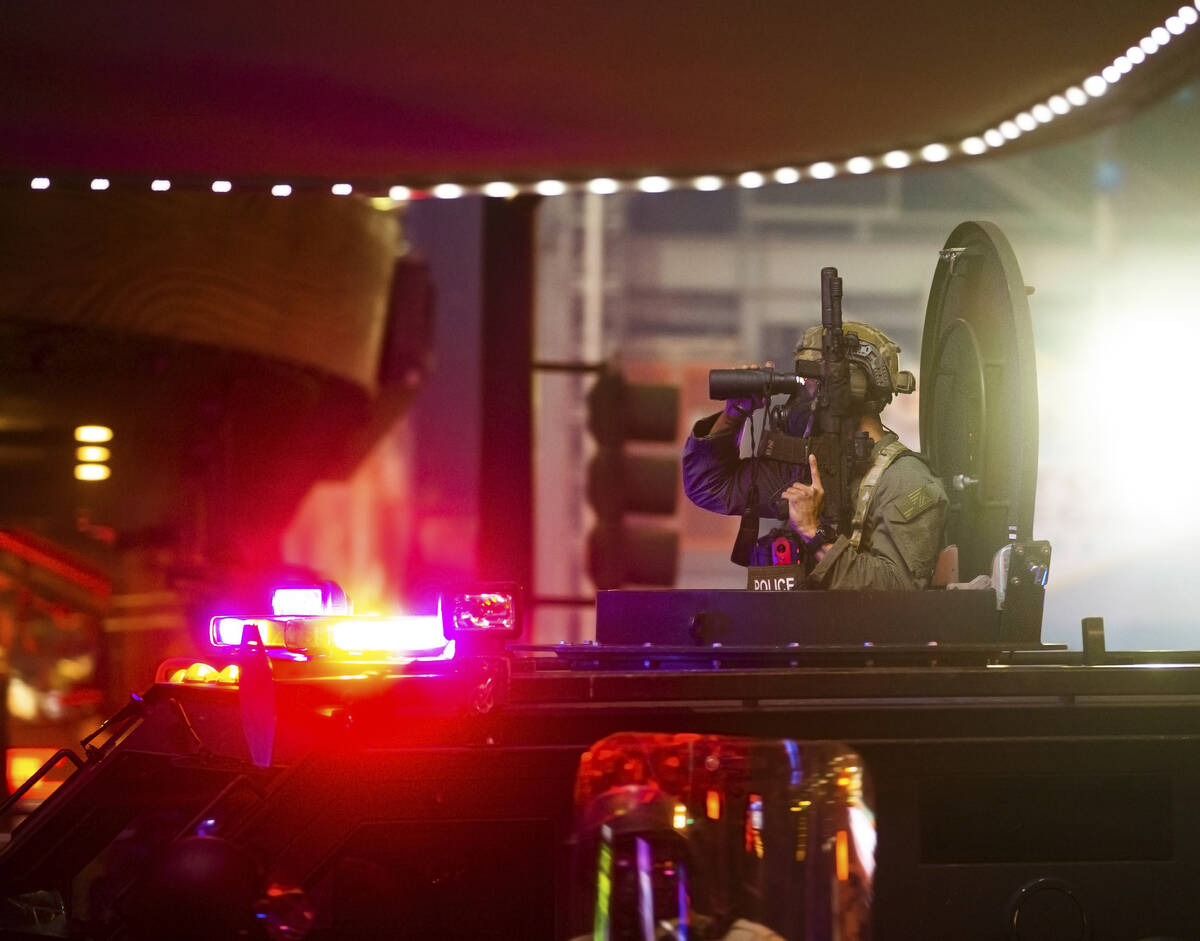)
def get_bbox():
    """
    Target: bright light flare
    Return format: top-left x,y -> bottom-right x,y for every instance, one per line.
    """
773,167 -> 800,184
31,177 -> 50,190
846,156 -> 873,174
90,178 -> 110,191
637,176 -> 671,193
693,175 -> 723,191
76,446 -> 110,462
327,615 -> 447,655
920,143 -> 950,162
75,425 -> 113,443
808,161 -> 836,179
883,150 -> 911,169
737,171 -> 765,189
331,183 -> 353,196
74,464 -> 110,481
536,179 -> 567,196
389,185 -> 412,201
272,587 -> 325,616
587,178 -> 619,195
483,181 -> 518,198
